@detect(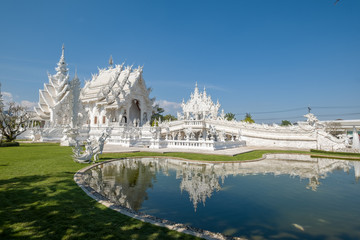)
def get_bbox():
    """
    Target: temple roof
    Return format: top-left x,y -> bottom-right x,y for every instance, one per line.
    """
80,64 -> 149,106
